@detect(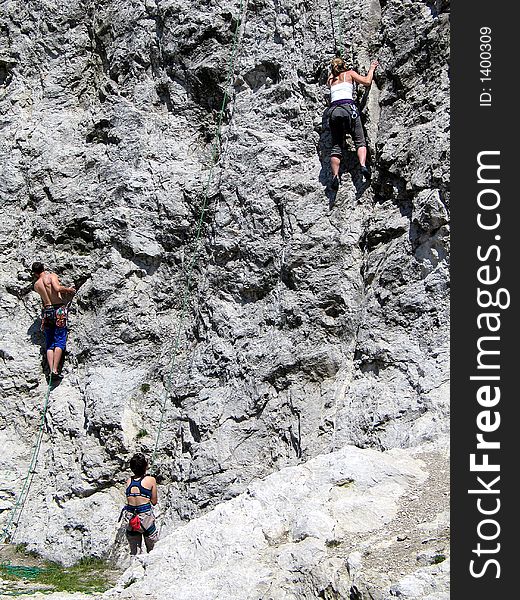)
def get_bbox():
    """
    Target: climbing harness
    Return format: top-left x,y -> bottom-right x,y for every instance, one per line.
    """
328,101 -> 359,131
118,502 -> 153,528
118,500 -> 158,544
40,303 -> 68,331
129,514 -> 141,532
150,0 -> 248,467
41,307 -> 56,329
